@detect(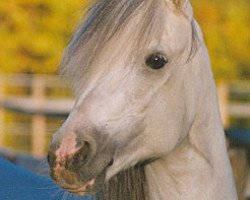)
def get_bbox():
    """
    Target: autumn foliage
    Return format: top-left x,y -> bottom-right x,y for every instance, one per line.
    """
0,0 -> 249,79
